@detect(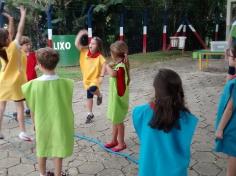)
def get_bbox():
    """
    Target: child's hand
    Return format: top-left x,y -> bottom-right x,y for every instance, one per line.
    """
215,129 -> 224,139
2,12 -> 13,20
19,5 -> 26,16
34,65 -> 39,71
98,76 -> 103,84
